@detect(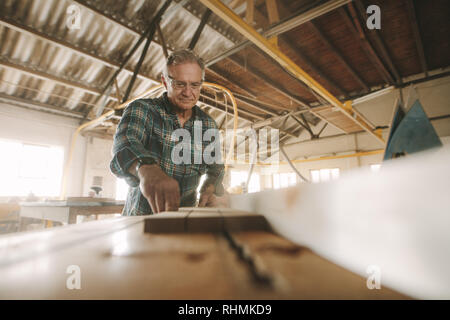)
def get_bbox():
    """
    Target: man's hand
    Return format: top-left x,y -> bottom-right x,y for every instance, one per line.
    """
138,164 -> 180,213
198,184 -> 229,208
